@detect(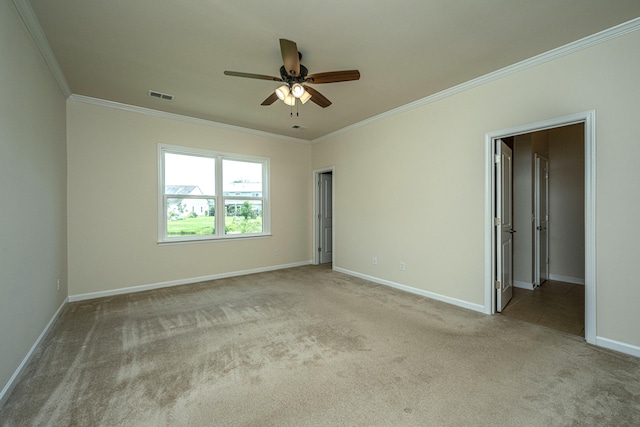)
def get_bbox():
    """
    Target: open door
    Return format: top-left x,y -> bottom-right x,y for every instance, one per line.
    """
535,155 -> 549,287
319,172 -> 333,264
486,111 -> 595,344
496,140 -> 514,311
